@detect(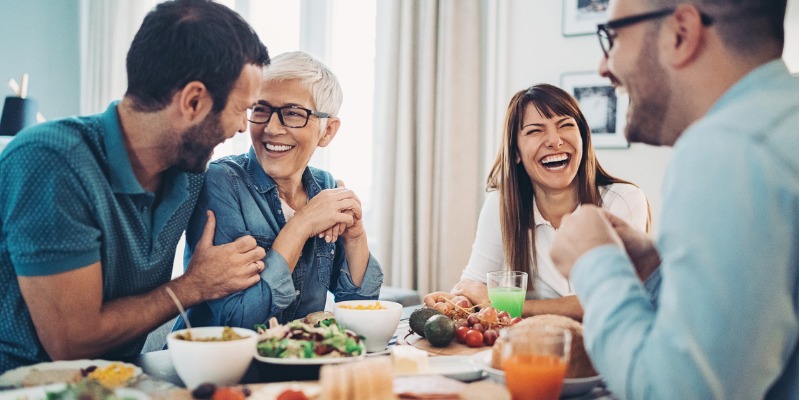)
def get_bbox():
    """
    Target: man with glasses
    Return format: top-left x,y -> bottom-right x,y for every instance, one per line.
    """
0,0 -> 270,372
551,0 -> 797,399
172,51 -> 383,332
